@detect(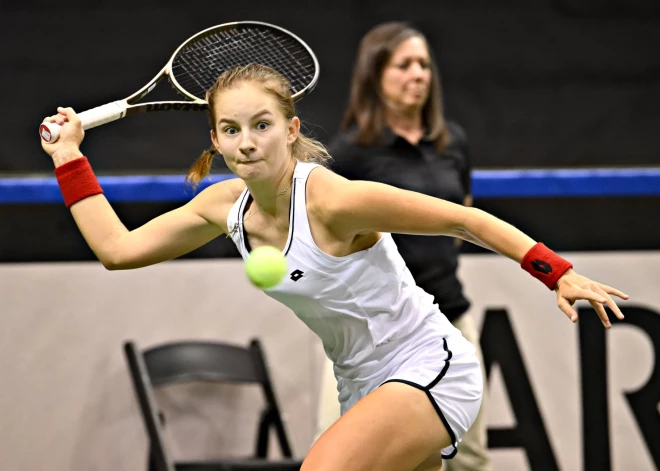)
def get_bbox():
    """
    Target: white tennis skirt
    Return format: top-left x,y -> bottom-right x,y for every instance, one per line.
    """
336,314 -> 483,459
